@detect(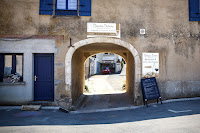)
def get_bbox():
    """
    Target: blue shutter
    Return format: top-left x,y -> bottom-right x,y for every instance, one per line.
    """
189,0 -> 200,21
0,54 -> 4,81
79,0 -> 91,16
39,0 -> 53,15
